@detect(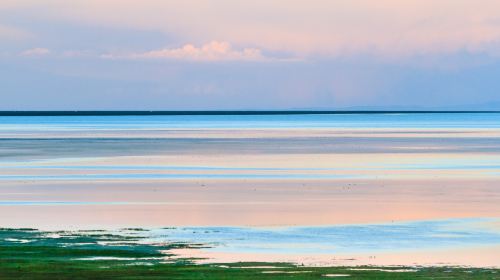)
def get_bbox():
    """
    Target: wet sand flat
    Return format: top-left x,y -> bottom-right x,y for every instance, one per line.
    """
0,178 -> 499,229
